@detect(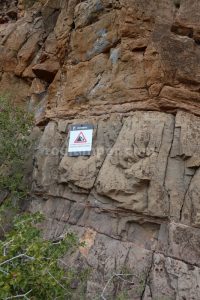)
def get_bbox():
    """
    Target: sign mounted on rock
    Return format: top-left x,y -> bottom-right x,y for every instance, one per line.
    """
74,131 -> 87,143
68,124 -> 93,156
